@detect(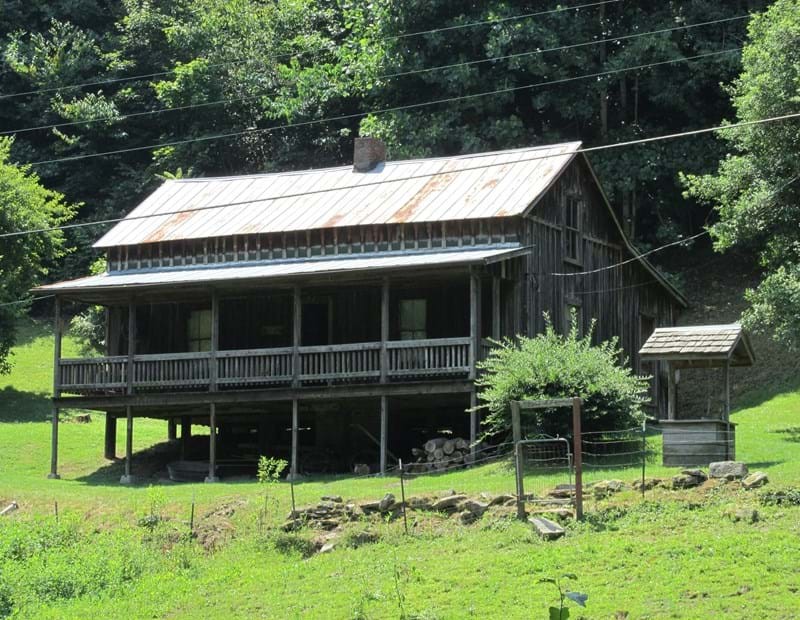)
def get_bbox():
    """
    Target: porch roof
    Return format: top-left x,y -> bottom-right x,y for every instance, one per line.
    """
35,245 -> 529,299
